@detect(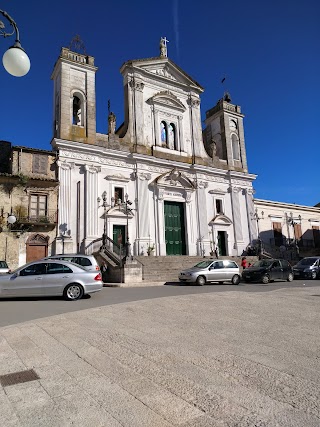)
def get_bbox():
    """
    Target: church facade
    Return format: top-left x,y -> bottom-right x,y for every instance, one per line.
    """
51,41 -> 258,258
